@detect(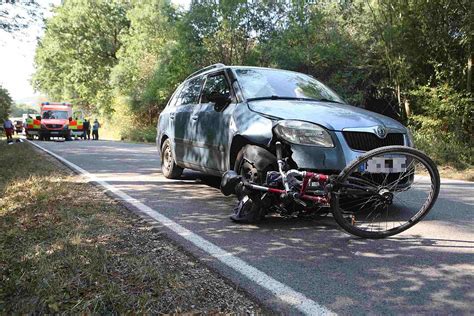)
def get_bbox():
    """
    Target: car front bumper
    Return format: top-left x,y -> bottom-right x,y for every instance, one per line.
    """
26,129 -> 39,136
70,130 -> 85,137
288,130 -> 410,173
39,129 -> 70,138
